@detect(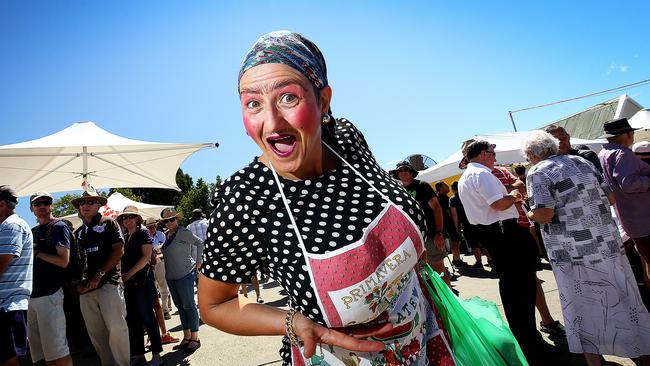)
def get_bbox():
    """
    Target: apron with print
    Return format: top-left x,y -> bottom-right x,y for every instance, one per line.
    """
270,144 -> 454,366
